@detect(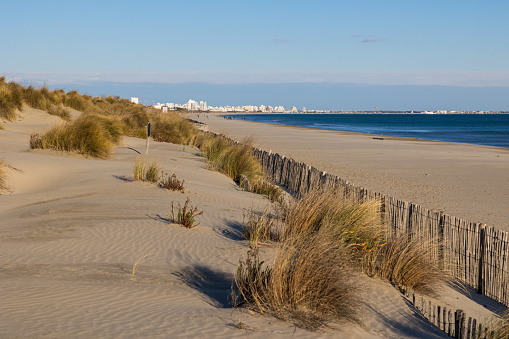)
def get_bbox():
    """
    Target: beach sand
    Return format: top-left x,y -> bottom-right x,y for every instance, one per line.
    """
0,108 -> 503,338
191,113 -> 509,231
